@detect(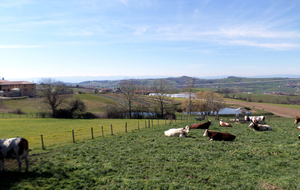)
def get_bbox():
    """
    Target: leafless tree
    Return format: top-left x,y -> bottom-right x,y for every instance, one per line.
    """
150,79 -> 174,118
39,78 -> 71,117
119,79 -> 138,118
